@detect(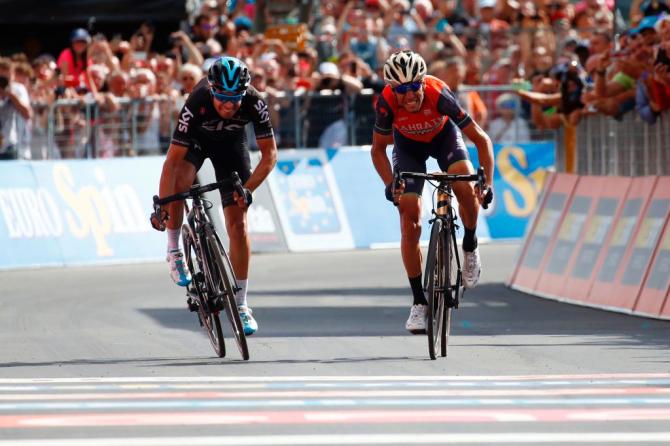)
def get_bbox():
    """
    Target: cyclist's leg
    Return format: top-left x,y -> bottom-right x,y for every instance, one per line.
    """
211,139 -> 257,334
163,143 -> 201,286
393,133 -> 430,331
433,123 -> 481,287
433,121 -> 477,232
393,132 -> 429,281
